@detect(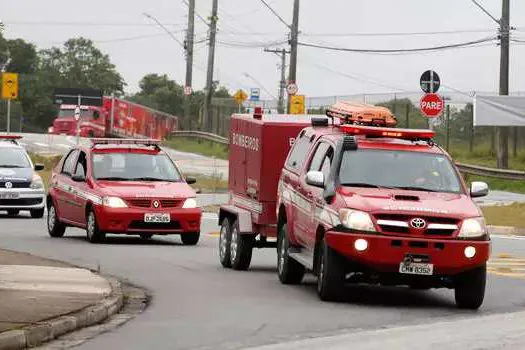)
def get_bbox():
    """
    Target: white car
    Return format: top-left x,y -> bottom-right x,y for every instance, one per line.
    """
0,136 -> 46,218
